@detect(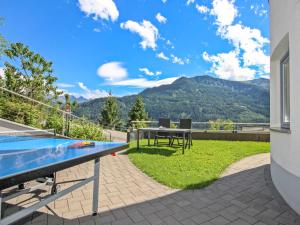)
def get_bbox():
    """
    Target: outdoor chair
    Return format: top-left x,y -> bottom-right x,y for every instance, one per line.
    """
154,118 -> 172,146
171,119 -> 193,147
